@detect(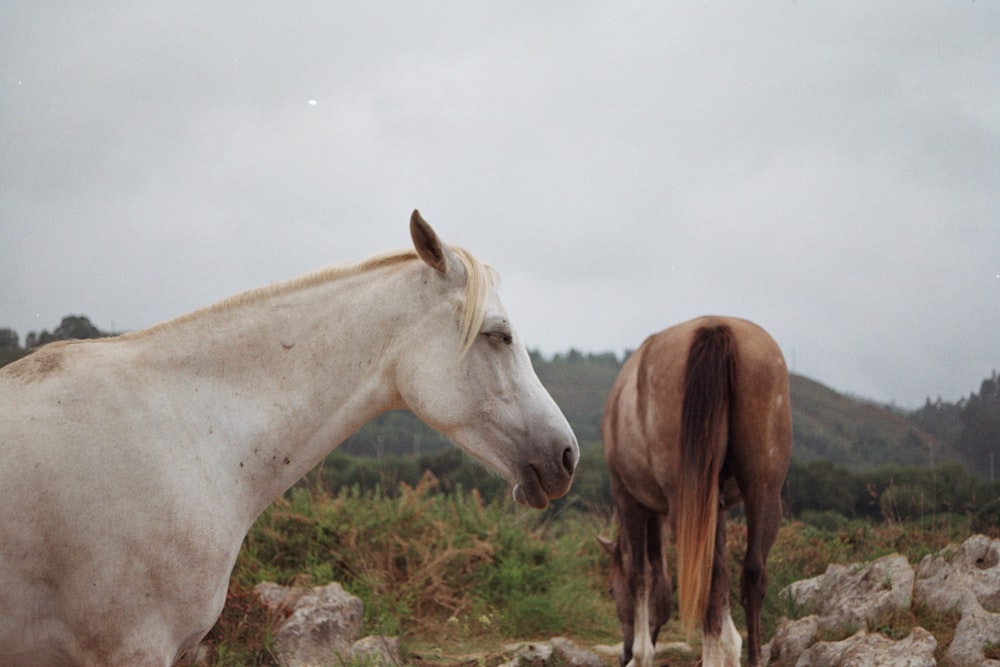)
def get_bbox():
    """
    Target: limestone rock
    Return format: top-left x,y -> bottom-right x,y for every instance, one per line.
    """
766,615 -> 820,667
766,536 -> 1000,666
794,627 -> 936,667
254,581 -> 364,667
494,638 -> 606,667
942,606 -> 1000,667
782,553 -> 914,635
498,640 -> 553,667
914,533 -> 1000,616
549,636 -> 607,667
